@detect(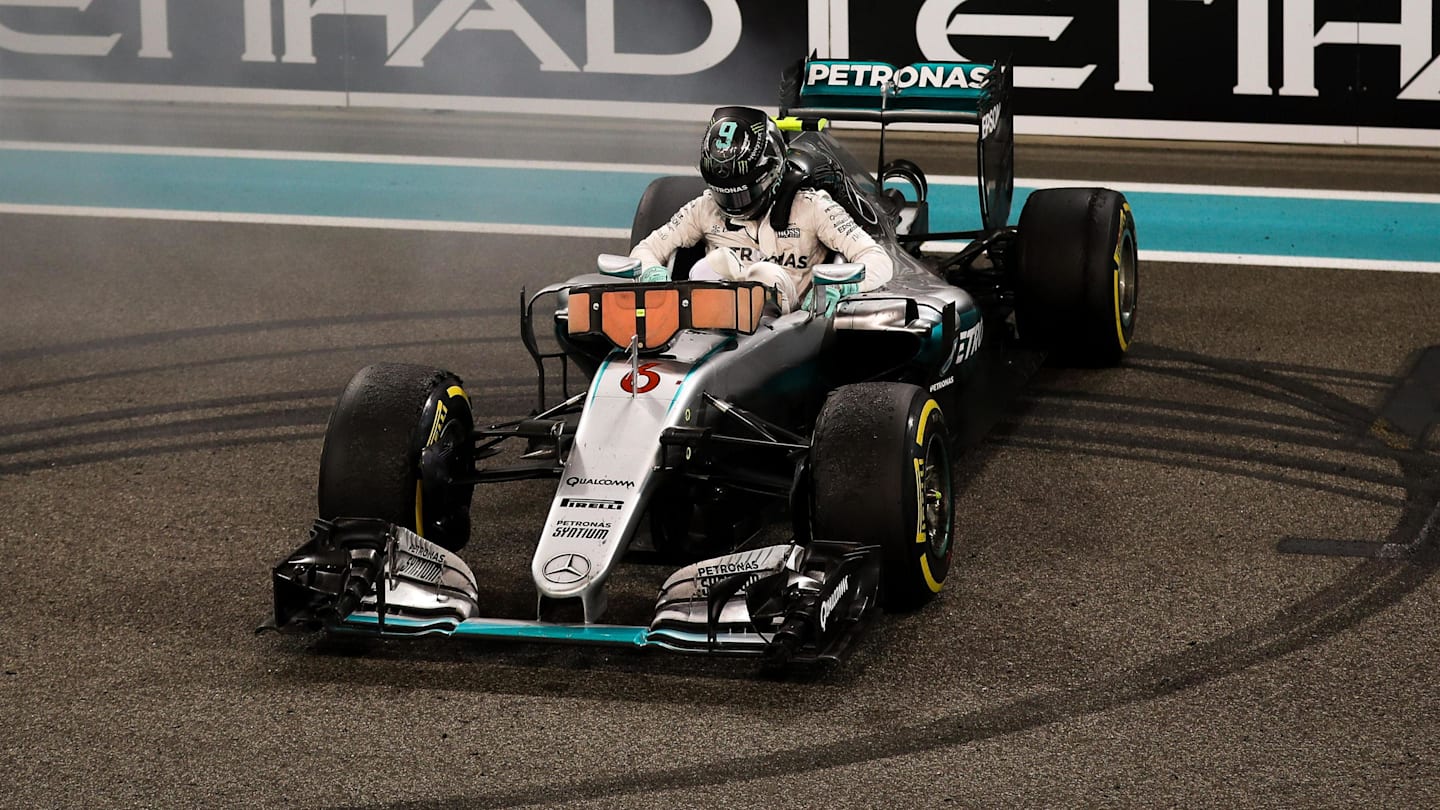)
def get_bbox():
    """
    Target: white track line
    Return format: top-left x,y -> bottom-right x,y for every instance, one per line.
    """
4,141 -> 1438,204
0,140 -> 697,176
0,204 -> 631,238
4,79 -> 1440,147
922,174 -> 1440,204
1143,250 -> 1440,273
5,203 -> 1436,273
